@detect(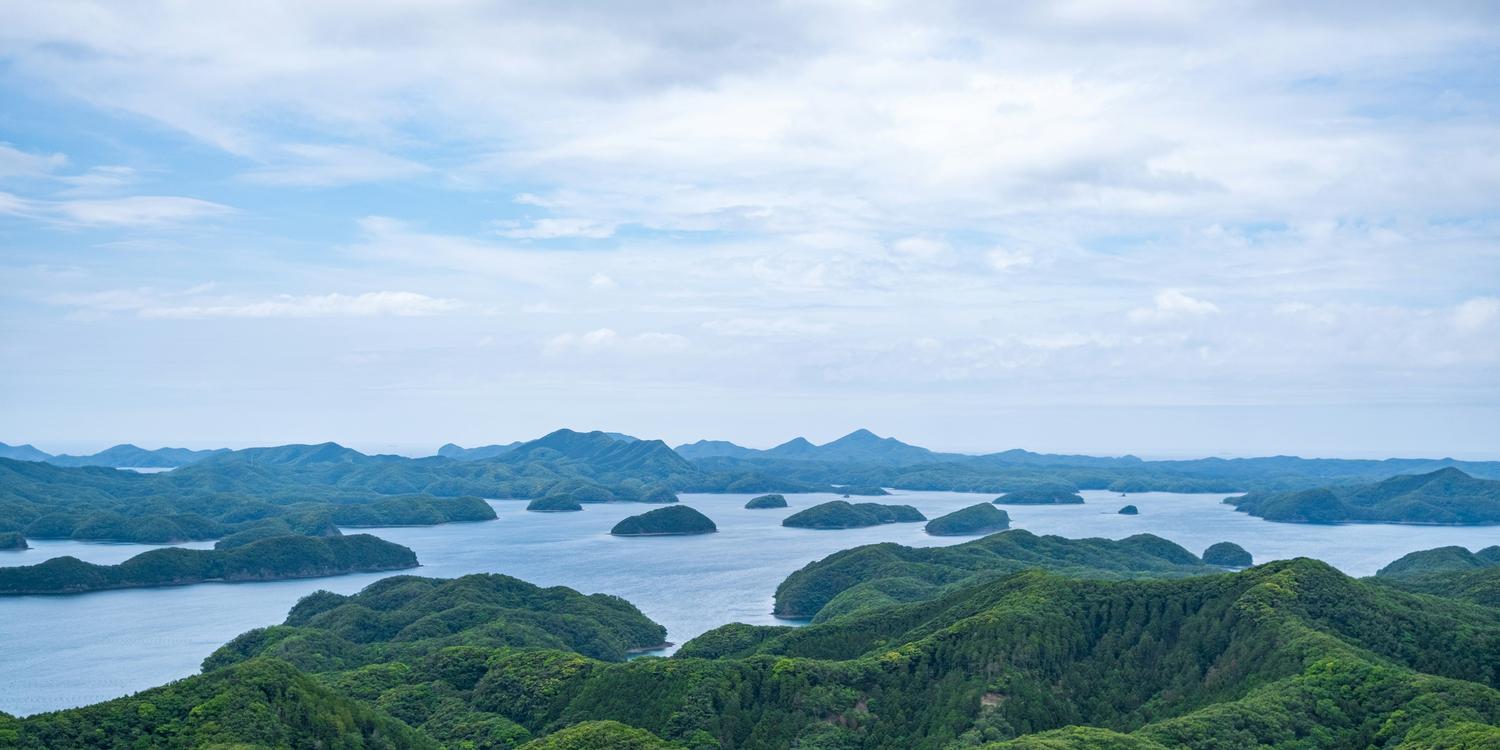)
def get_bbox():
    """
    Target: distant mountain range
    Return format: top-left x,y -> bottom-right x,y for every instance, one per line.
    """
0,442 -> 228,468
